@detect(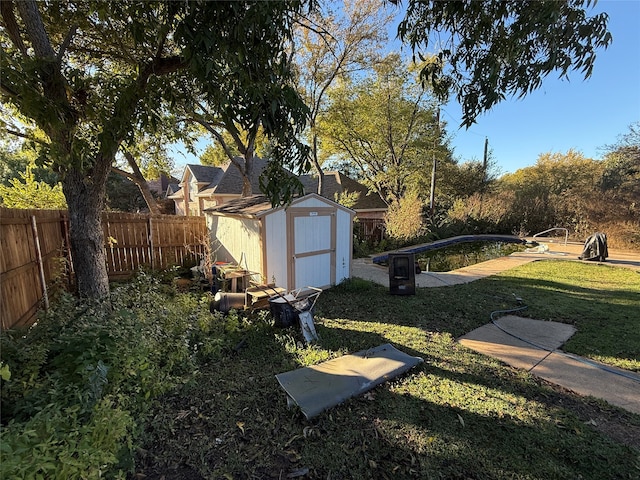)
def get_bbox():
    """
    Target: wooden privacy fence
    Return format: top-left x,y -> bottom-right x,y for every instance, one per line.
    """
102,212 -> 207,279
1,208 -> 207,331
1,208 -> 68,331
